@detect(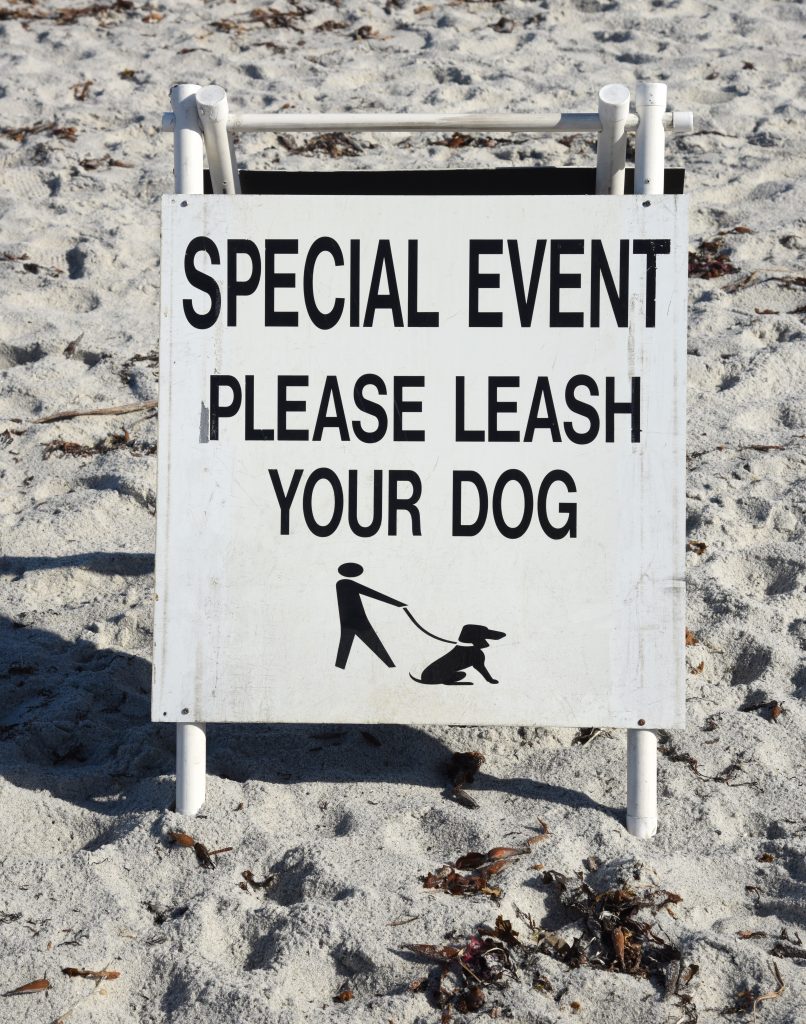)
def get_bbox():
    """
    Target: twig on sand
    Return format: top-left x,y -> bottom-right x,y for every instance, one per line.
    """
34,400 -> 157,424
50,962 -> 119,1024
733,961 -> 785,1016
